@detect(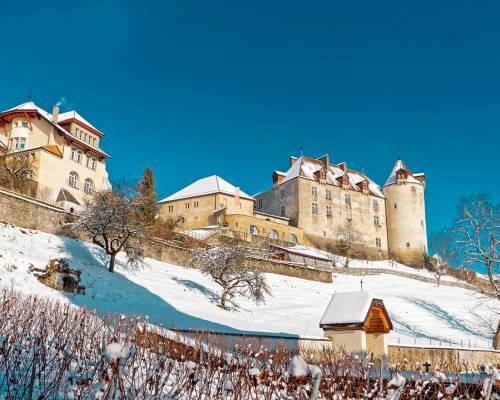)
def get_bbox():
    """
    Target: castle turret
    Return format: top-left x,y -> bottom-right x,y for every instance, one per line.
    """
383,159 -> 427,267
